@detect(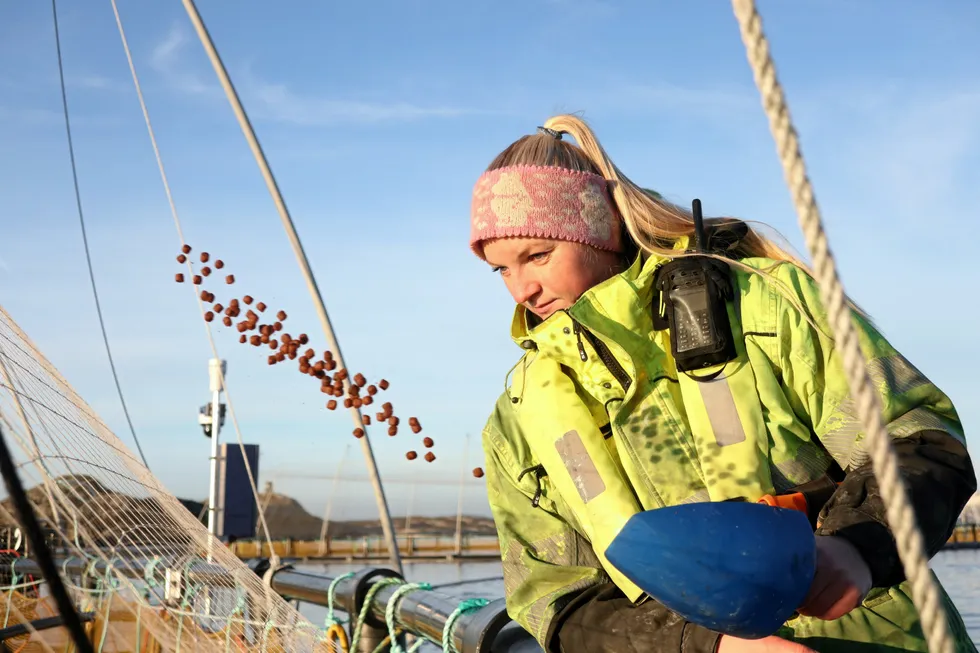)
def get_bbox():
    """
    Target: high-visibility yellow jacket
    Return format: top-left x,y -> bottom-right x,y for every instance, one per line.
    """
481,250 -> 976,652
